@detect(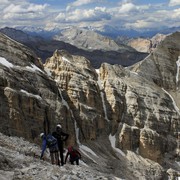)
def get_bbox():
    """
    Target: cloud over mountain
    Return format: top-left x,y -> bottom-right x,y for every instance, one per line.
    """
1,0 -> 180,31
169,0 -> 180,6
